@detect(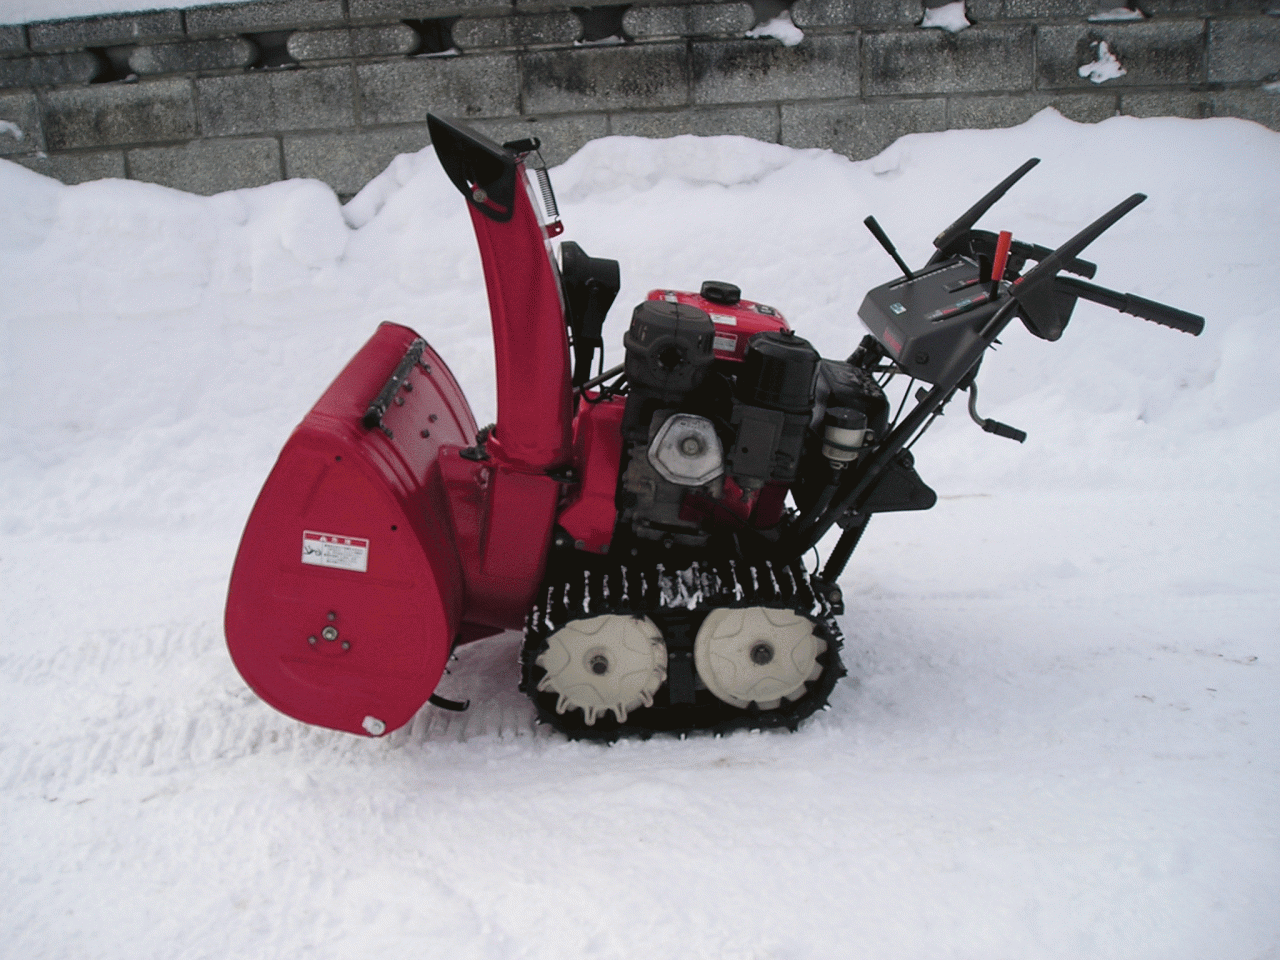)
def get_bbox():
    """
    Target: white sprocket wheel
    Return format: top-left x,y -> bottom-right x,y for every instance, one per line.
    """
694,606 -> 826,711
535,615 -> 667,725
